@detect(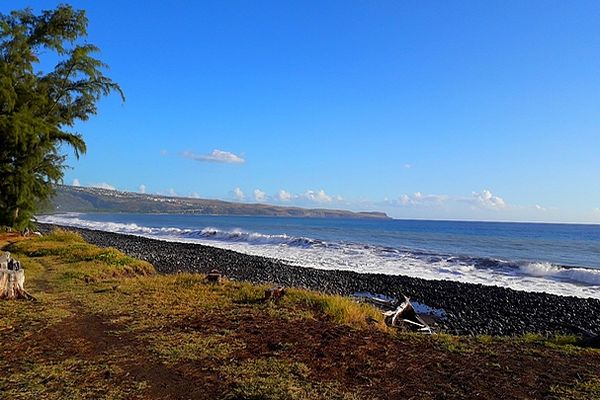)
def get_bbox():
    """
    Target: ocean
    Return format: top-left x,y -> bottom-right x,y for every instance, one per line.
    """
37,213 -> 600,299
